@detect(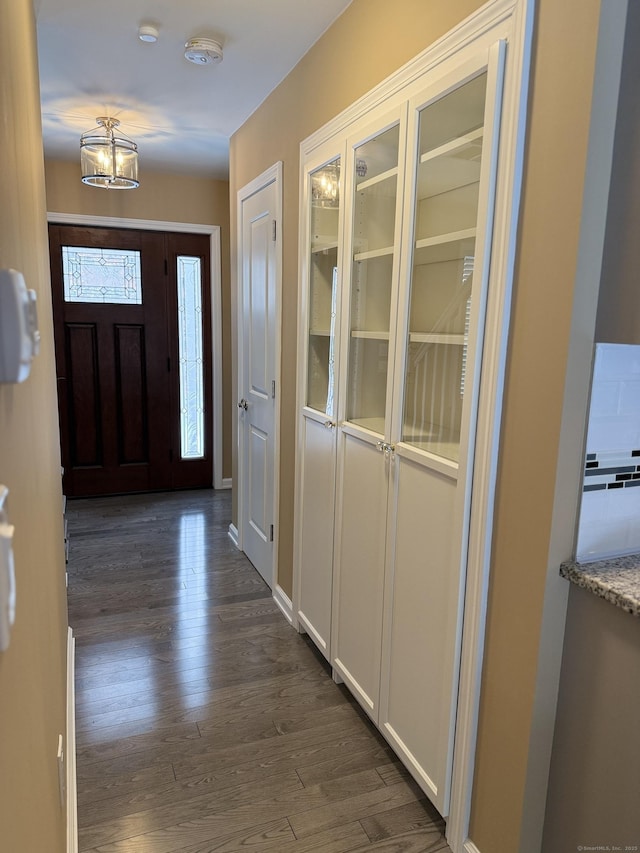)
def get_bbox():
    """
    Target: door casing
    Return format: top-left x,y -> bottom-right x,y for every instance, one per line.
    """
47,212 -> 226,490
